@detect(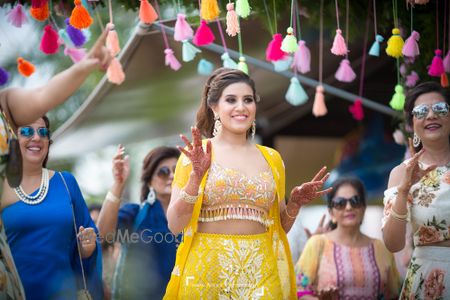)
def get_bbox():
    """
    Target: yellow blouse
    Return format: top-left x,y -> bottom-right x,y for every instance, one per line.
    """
164,141 -> 296,300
